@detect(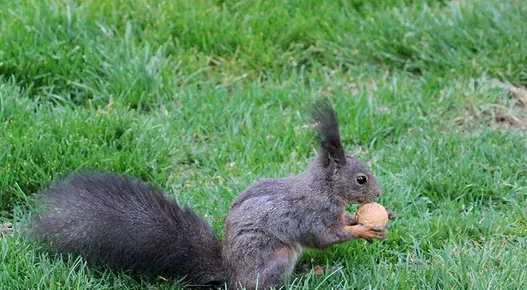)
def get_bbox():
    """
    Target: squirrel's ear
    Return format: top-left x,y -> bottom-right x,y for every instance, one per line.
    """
311,100 -> 347,167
